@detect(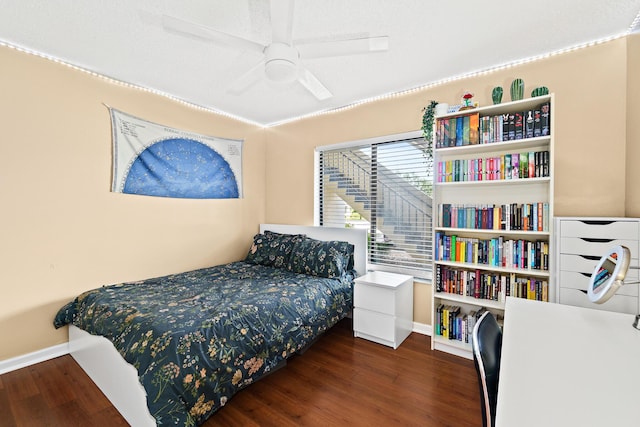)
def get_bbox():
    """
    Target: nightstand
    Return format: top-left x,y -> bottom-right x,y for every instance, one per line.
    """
353,271 -> 413,349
